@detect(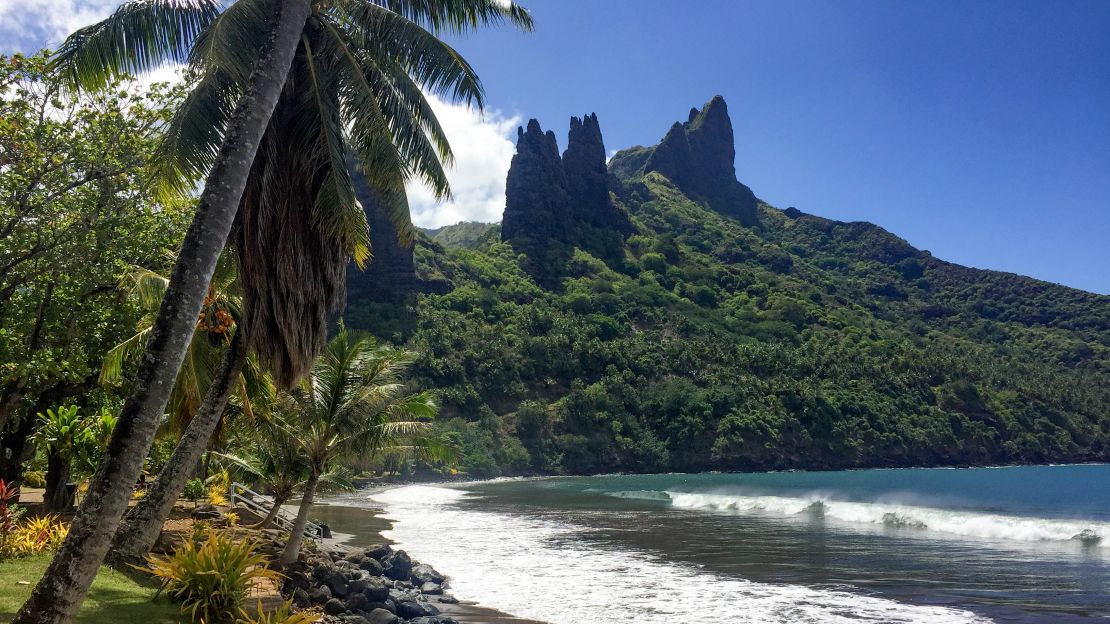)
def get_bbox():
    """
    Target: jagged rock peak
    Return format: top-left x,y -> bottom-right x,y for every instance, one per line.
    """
501,113 -> 632,281
638,95 -> 760,226
563,112 -> 612,228
517,118 -> 561,160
